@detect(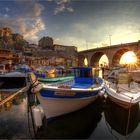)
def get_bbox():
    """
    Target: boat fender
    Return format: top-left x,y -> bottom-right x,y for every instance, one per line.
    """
31,83 -> 43,93
98,88 -> 105,96
32,105 -> 45,128
37,104 -> 45,119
